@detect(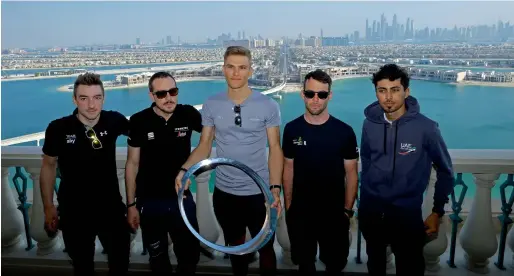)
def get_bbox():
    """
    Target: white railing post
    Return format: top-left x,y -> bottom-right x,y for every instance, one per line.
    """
1,167 -> 26,253
386,246 -> 394,270
195,170 -> 220,262
507,221 -> 514,269
27,167 -> 61,255
422,169 -> 449,272
459,173 -> 500,274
